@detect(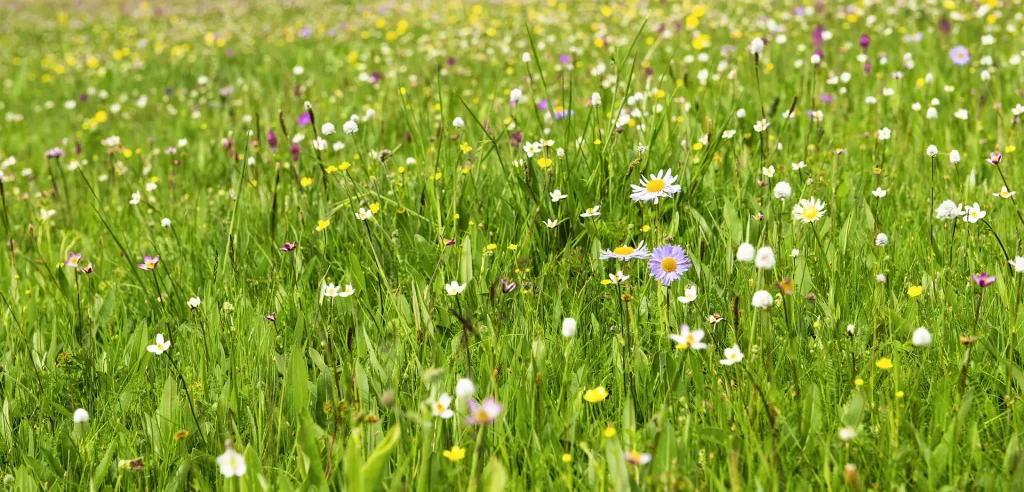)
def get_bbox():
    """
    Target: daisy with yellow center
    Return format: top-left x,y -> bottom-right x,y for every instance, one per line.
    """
600,241 -> 650,261
432,393 -> 454,419
792,197 -> 827,223
668,324 -> 706,350
993,186 -> 1017,199
630,169 -> 681,203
